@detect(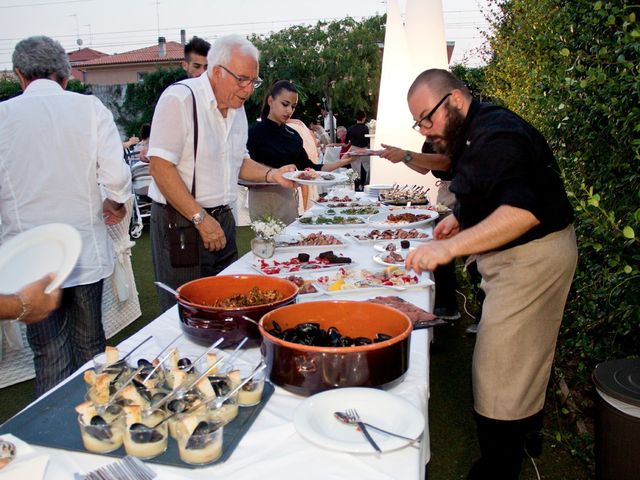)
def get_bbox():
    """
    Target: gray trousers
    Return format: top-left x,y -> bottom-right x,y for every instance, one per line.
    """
150,202 -> 238,312
27,280 -> 105,397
